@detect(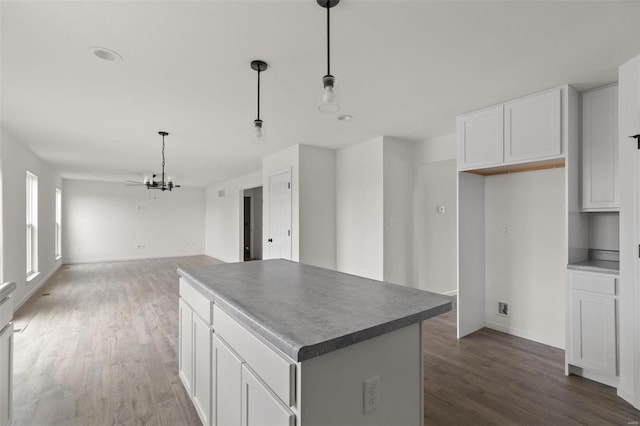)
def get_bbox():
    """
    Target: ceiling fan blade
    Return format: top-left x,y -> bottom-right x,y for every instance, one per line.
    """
126,180 -> 143,184
125,183 -> 145,186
